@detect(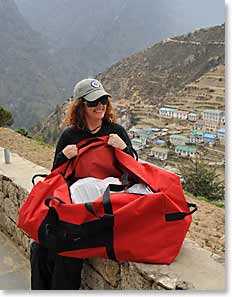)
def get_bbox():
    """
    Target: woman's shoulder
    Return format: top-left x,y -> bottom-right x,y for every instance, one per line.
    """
60,125 -> 79,138
107,122 -> 126,133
